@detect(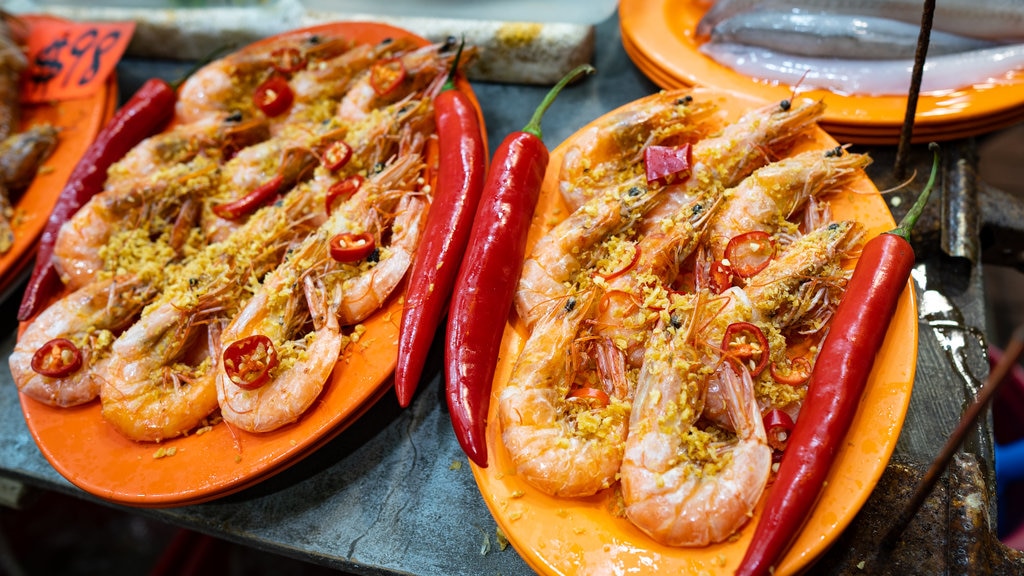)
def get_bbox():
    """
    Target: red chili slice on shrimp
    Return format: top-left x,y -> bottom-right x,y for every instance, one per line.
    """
329,232 -> 376,262
721,321 -> 769,376
271,47 -> 307,74
644,143 -> 692,185
724,231 -> 775,278
709,259 -> 734,294
325,175 -> 364,215
30,338 -> 83,377
321,140 -> 353,172
212,173 -> 284,220
223,334 -> 279,390
567,386 -> 610,408
763,408 -> 795,452
370,58 -> 407,96
254,75 -> 294,117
